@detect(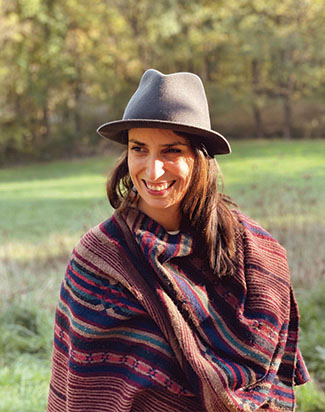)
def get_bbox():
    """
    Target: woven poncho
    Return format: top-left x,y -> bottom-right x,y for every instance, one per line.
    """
47,207 -> 309,412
